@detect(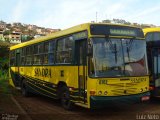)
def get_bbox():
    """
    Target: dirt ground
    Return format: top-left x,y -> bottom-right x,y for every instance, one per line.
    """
1,80 -> 160,120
